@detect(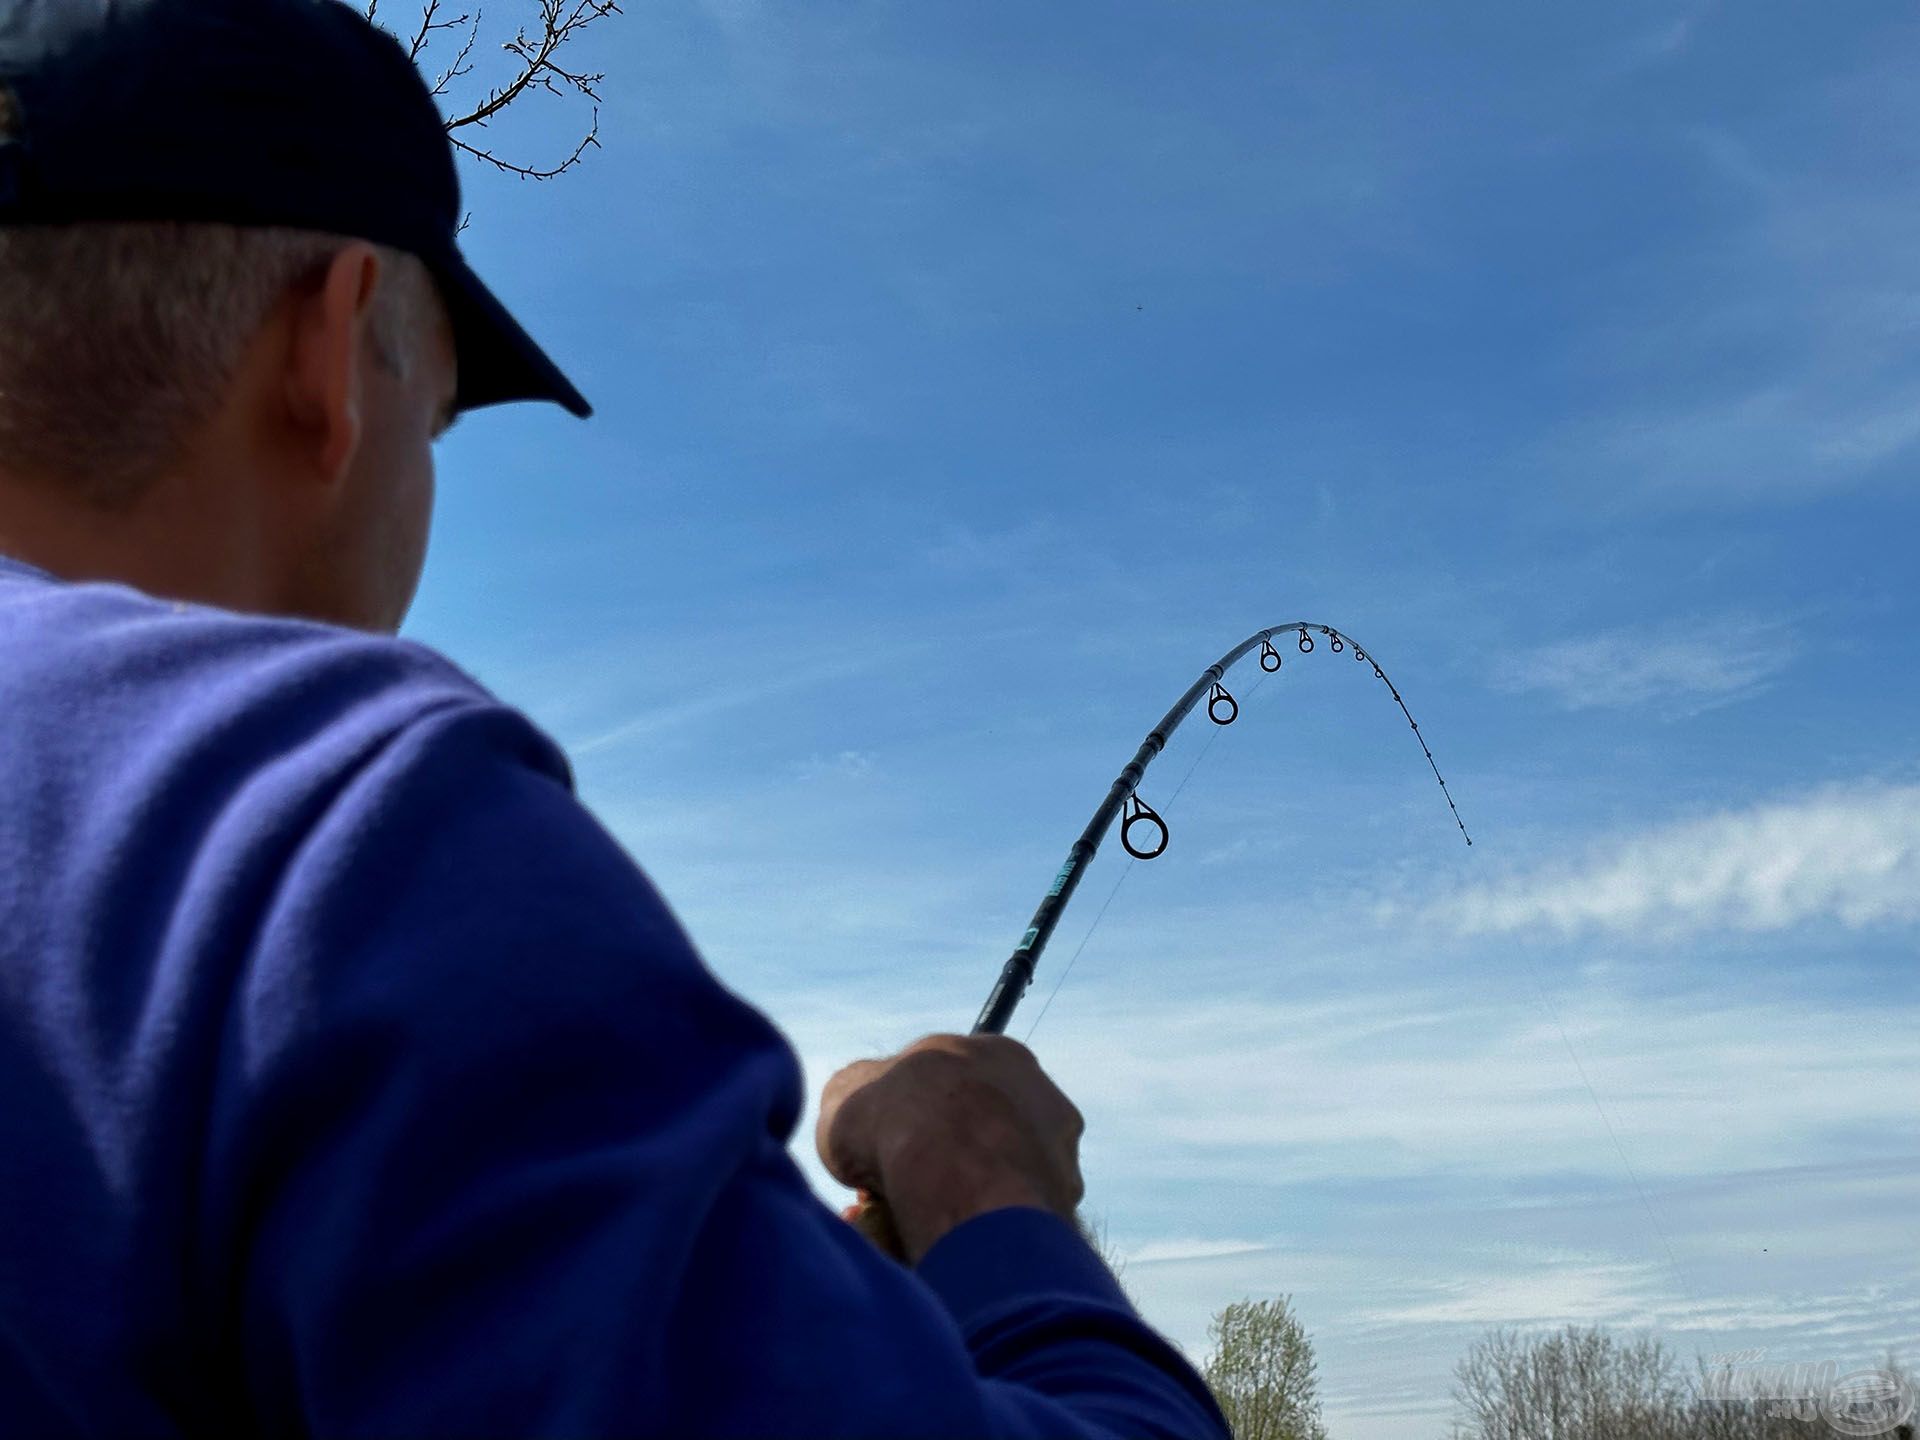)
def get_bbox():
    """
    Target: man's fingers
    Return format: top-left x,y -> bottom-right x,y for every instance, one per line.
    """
815,1055 -> 892,1185
819,1056 -> 887,1115
815,1031 -> 1089,1259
